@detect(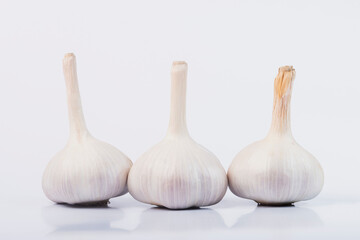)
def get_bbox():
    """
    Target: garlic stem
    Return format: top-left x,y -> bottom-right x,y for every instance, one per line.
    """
63,53 -> 89,141
166,61 -> 189,137
268,66 -> 295,137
